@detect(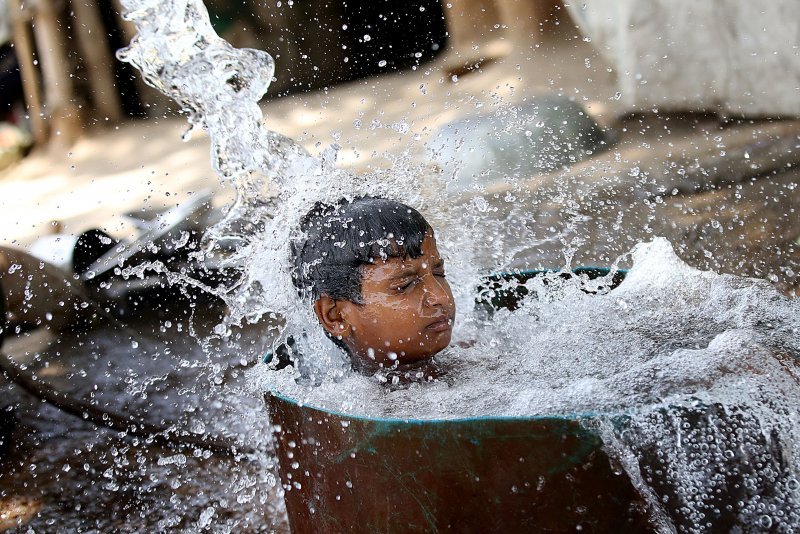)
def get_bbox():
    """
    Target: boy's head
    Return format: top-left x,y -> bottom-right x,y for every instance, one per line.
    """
291,197 -> 455,373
